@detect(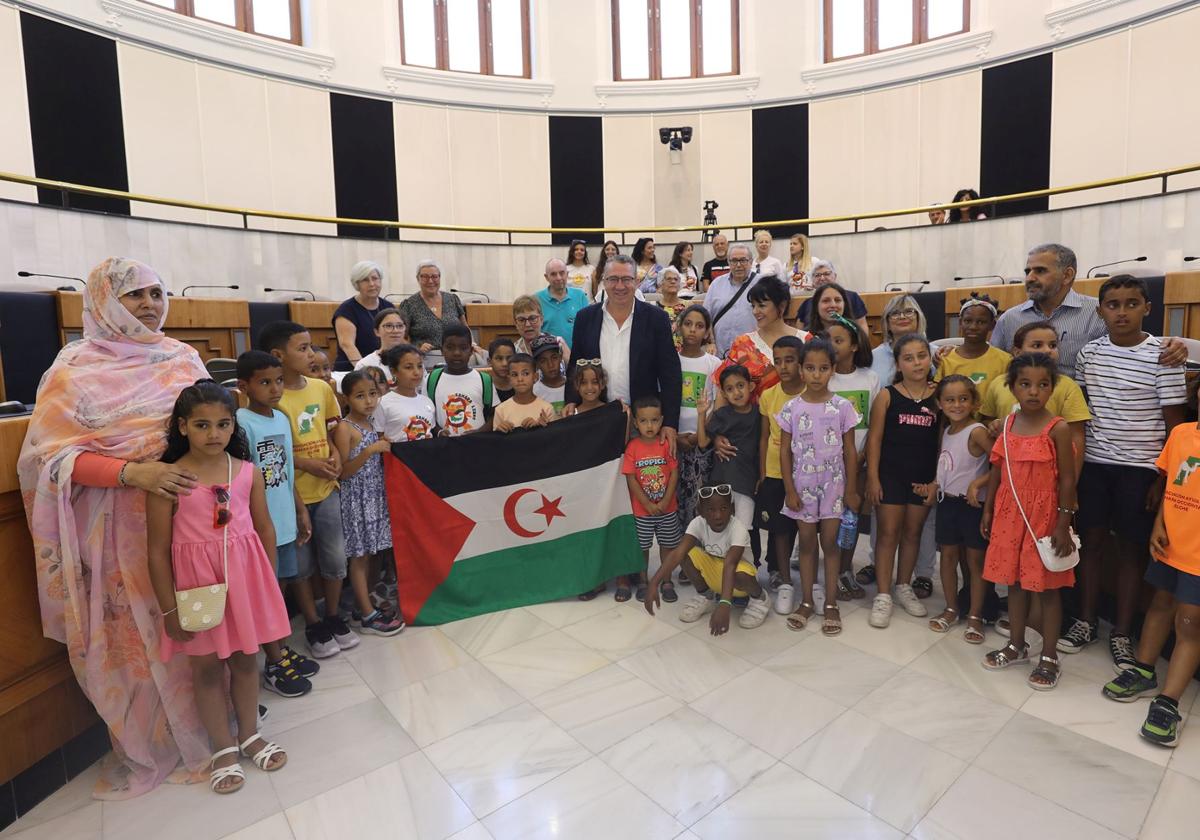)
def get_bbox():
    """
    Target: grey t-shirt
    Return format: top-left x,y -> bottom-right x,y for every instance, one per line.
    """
706,405 -> 761,496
